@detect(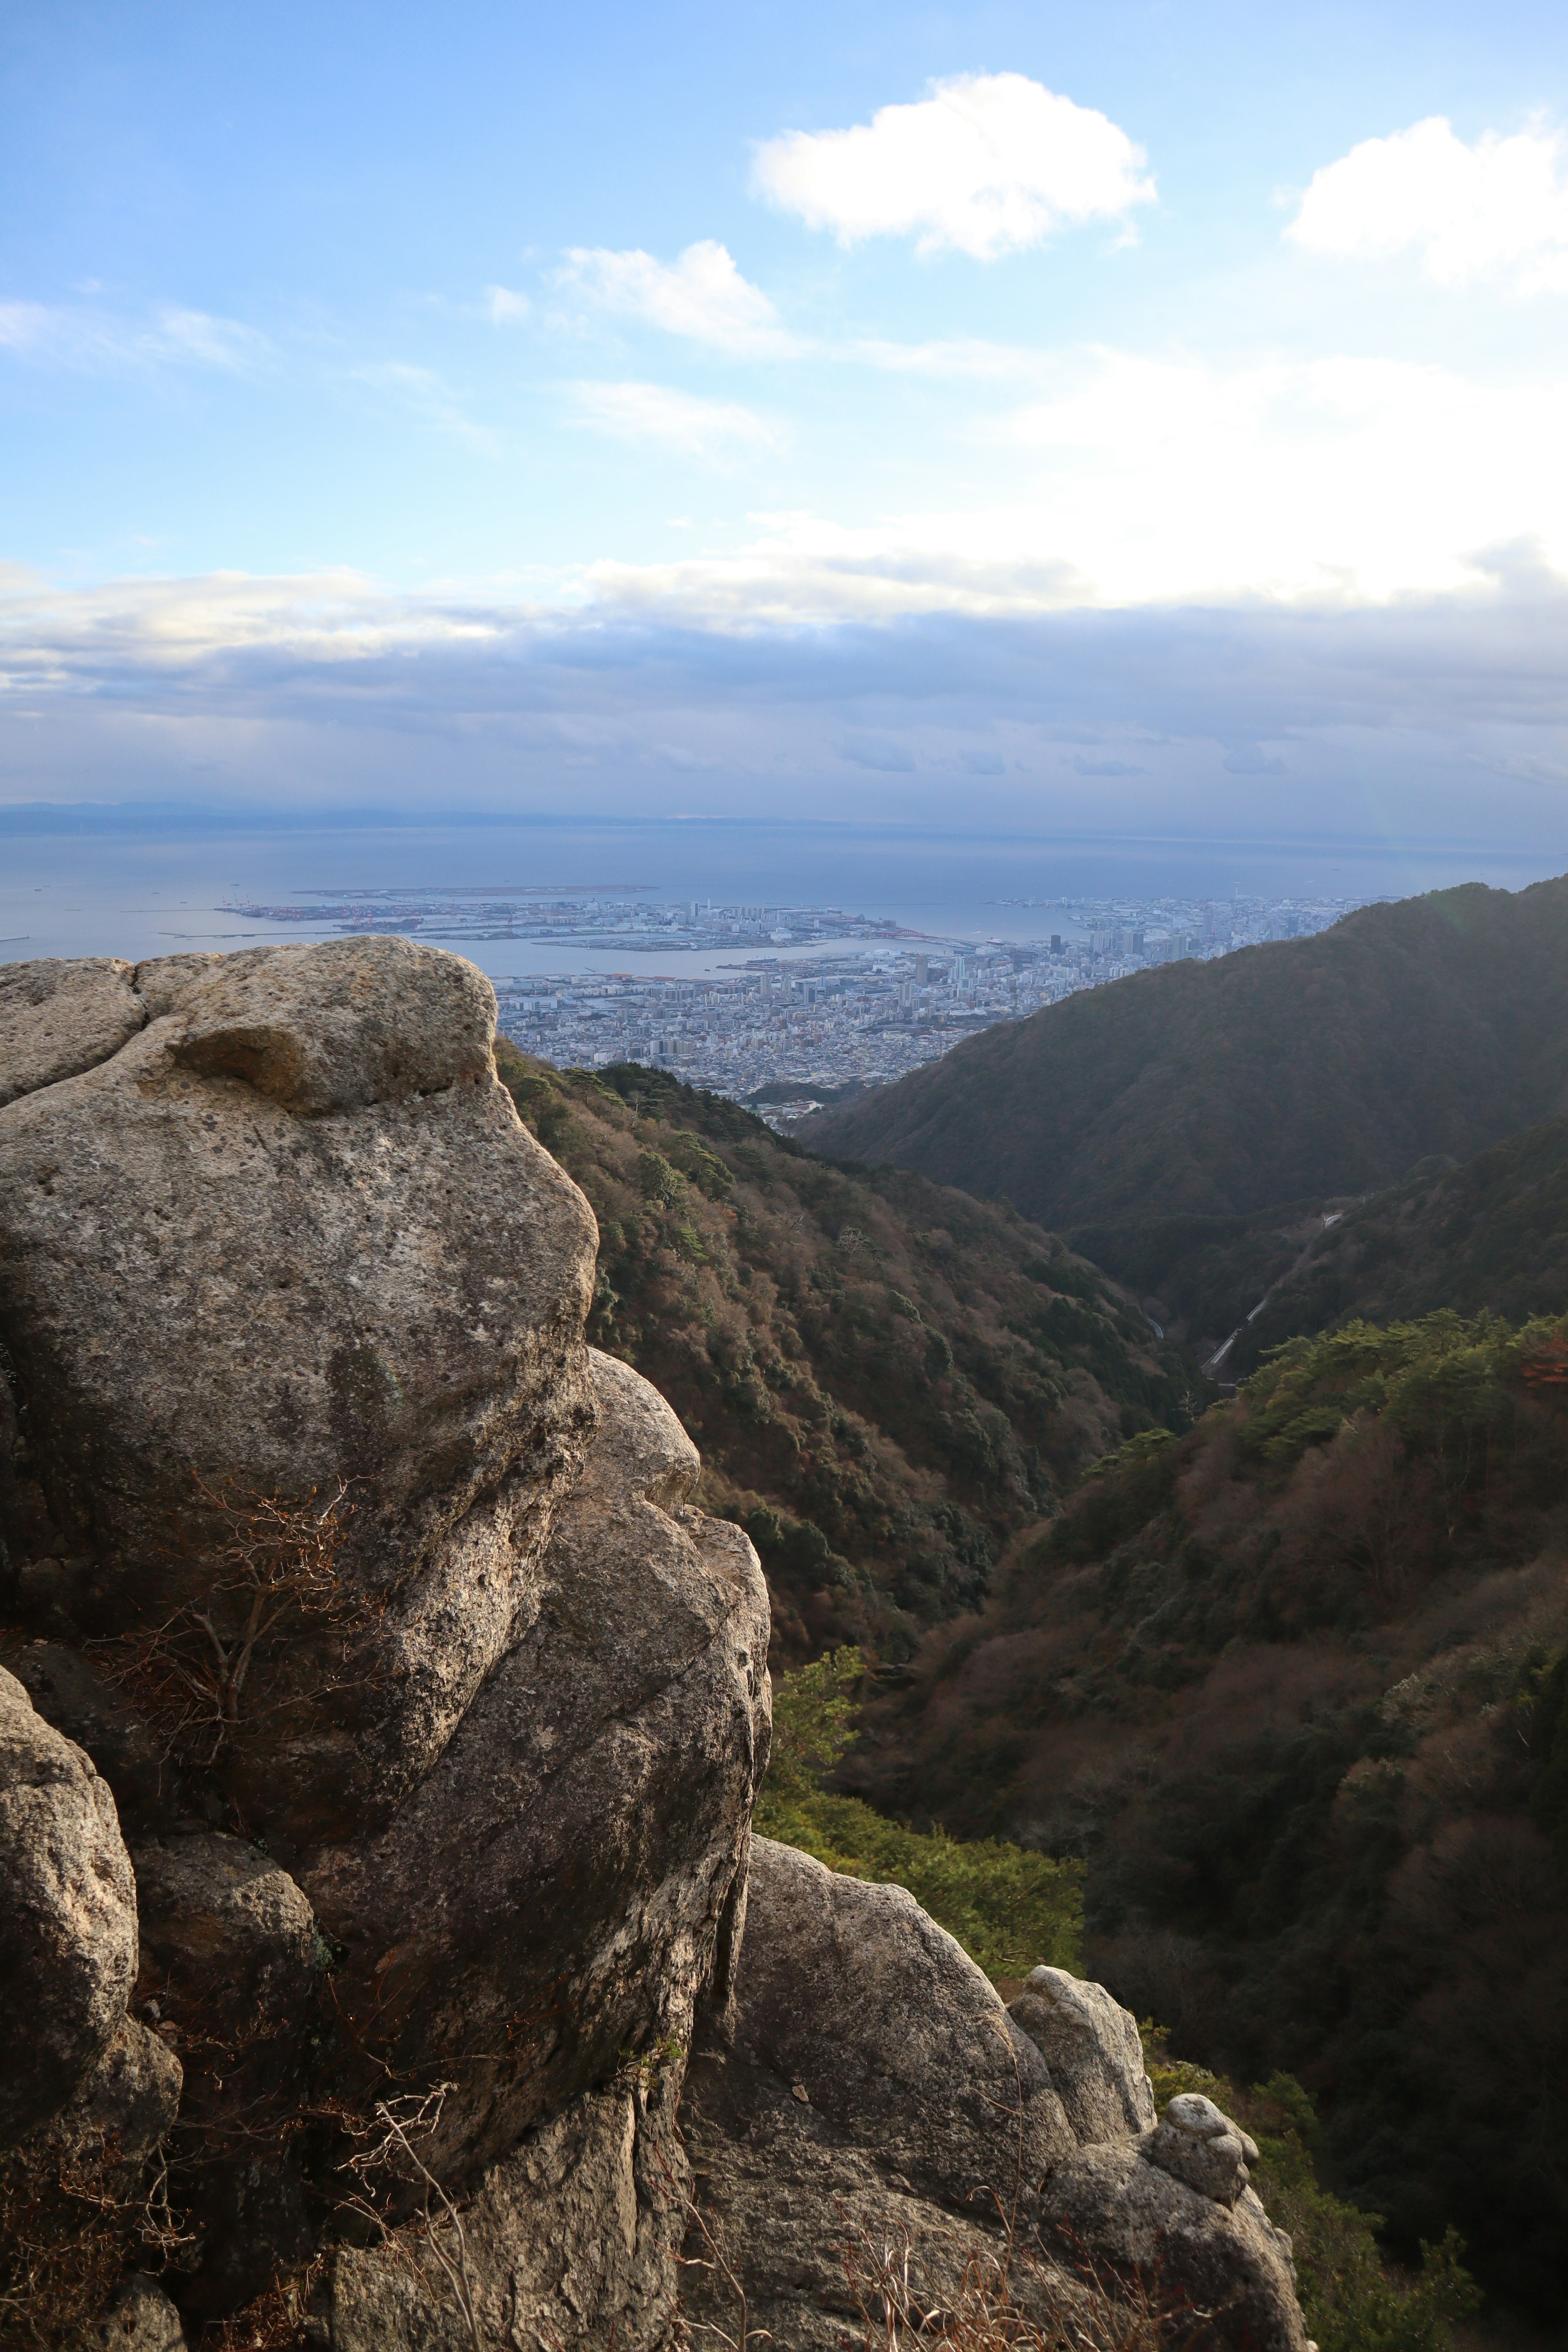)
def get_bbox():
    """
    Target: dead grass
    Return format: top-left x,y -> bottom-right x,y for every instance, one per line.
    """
841,2226 -> 1210,2352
